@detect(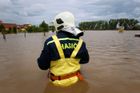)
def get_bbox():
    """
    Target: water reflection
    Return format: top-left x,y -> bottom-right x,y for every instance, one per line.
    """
24,32 -> 27,38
